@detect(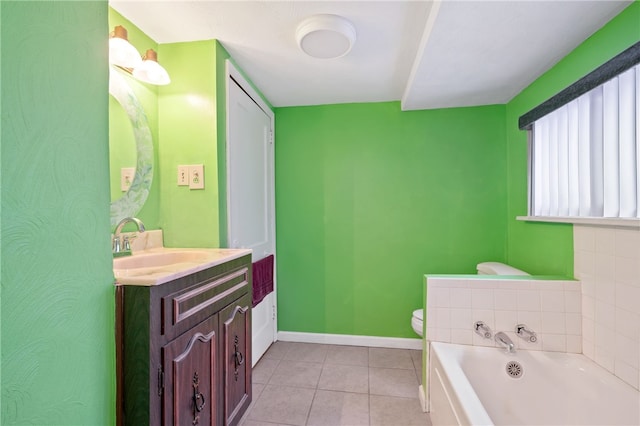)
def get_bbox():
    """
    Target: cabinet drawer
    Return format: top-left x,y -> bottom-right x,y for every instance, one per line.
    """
162,266 -> 249,340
